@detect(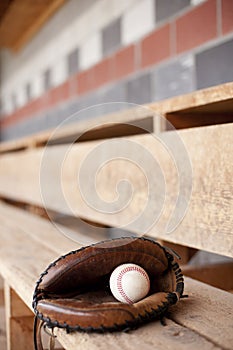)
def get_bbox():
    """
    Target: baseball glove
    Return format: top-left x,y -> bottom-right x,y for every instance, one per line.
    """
33,237 -> 184,349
